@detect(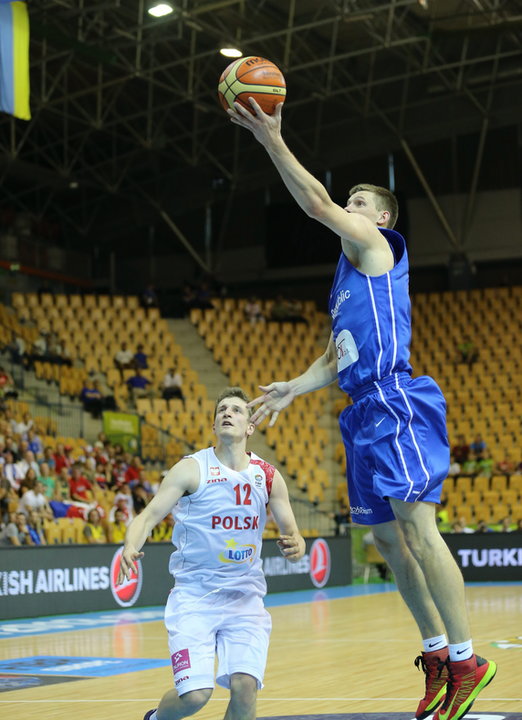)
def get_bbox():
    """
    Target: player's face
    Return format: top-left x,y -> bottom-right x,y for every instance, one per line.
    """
345,191 -> 386,225
214,398 -> 255,441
